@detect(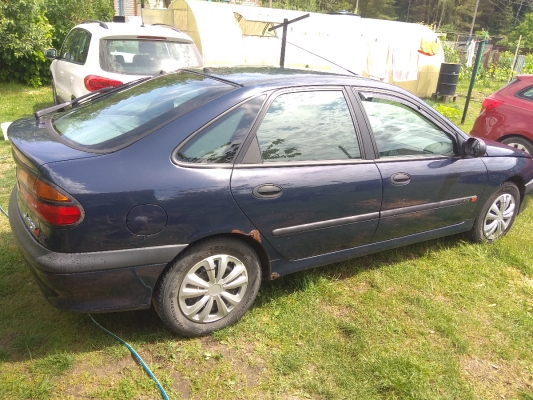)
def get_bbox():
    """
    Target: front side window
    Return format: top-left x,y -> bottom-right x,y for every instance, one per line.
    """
60,29 -> 91,64
53,72 -> 235,151
176,96 -> 265,164
360,96 -> 455,157
255,90 -> 361,162
100,39 -> 203,75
